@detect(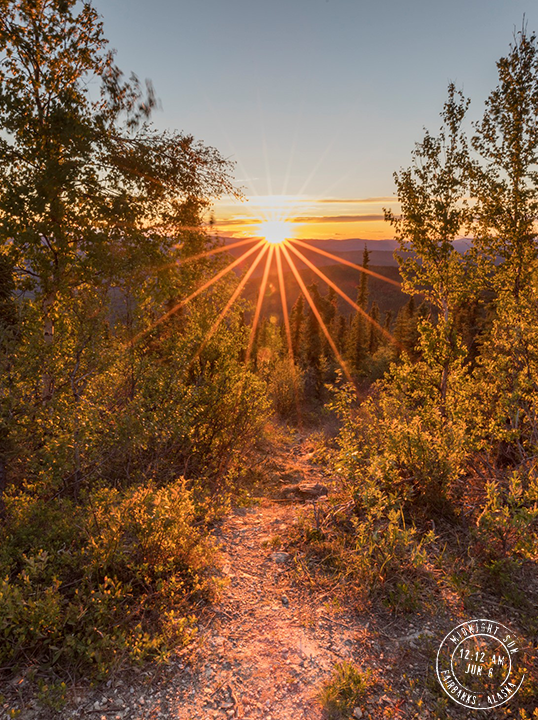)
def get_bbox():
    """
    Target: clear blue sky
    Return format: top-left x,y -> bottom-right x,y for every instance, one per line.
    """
94,0 -> 538,238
